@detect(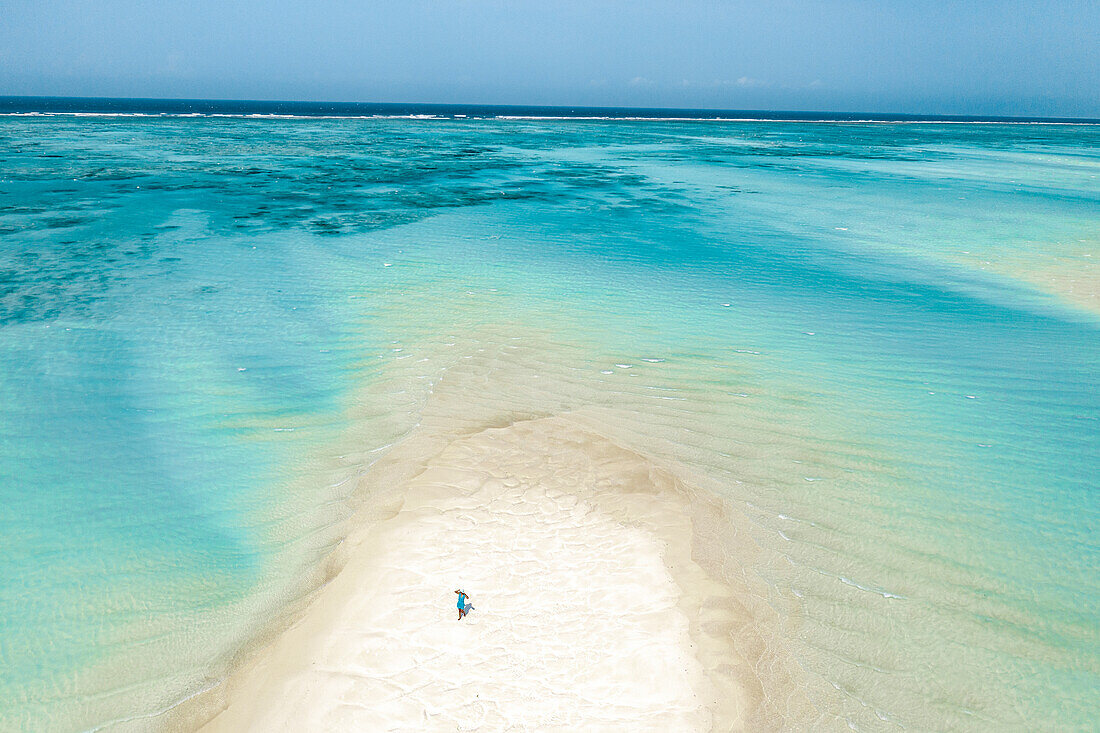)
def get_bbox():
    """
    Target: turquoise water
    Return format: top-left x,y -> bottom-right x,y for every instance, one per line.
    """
1,114 -> 1097,730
